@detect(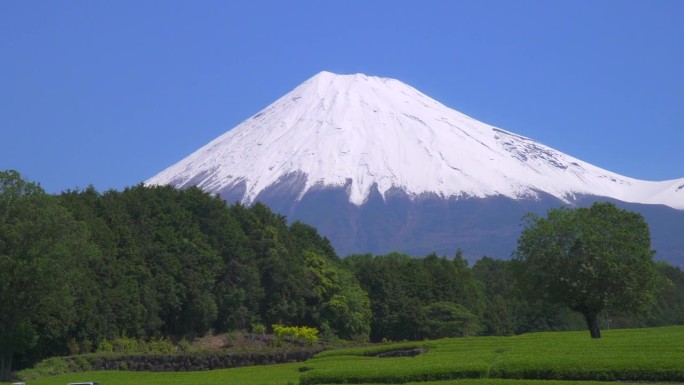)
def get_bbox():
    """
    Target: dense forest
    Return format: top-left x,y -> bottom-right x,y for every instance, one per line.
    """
2,170 -> 684,373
